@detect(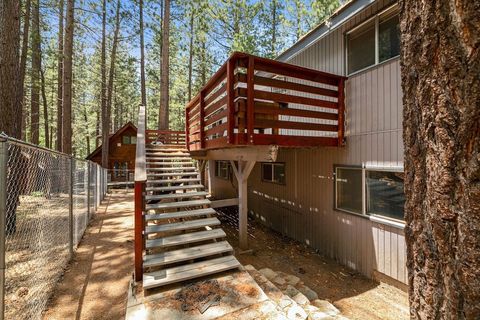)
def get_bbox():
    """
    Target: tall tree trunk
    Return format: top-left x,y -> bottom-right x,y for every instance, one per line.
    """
56,0 -> 64,151
139,0 -> 146,107
106,0 -> 121,134
19,0 -> 31,141
270,0 -> 277,58
100,0 -> 108,167
83,106 -> 90,155
62,0 -> 74,154
30,0 -> 40,145
0,1 -> 21,138
400,1 -> 480,318
187,4 -> 194,101
40,68 -> 49,148
158,0 -> 170,130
